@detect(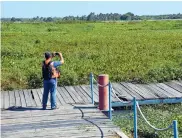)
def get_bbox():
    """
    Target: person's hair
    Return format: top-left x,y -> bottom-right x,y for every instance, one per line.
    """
45,52 -> 52,59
